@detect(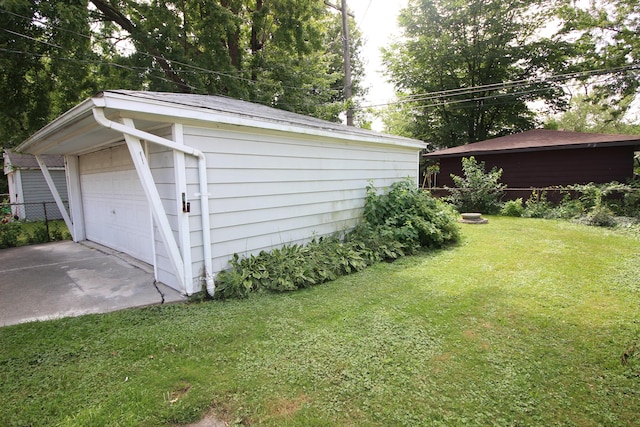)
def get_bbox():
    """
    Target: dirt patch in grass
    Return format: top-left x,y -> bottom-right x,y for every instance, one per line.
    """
180,409 -> 228,427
